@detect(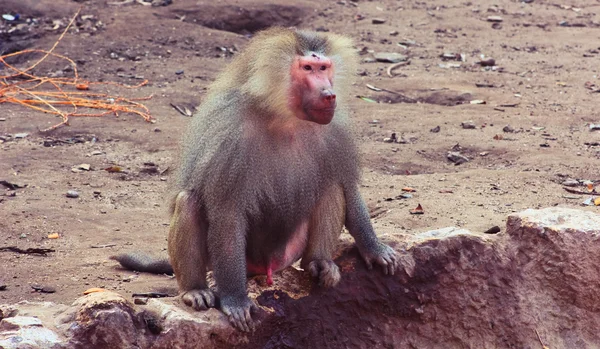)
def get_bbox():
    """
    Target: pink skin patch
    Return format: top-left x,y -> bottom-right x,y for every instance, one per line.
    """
246,221 -> 309,286
289,53 -> 336,125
